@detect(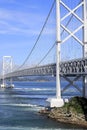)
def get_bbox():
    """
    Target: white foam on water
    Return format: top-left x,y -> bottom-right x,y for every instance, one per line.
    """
14,87 -> 55,91
0,126 -> 77,130
30,88 -> 55,91
0,103 -> 37,107
0,126 -> 81,130
0,103 -> 45,111
11,94 -> 49,99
